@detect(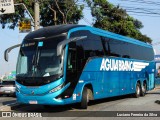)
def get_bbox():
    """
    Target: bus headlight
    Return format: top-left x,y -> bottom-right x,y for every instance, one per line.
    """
15,84 -> 20,93
49,83 -> 63,93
